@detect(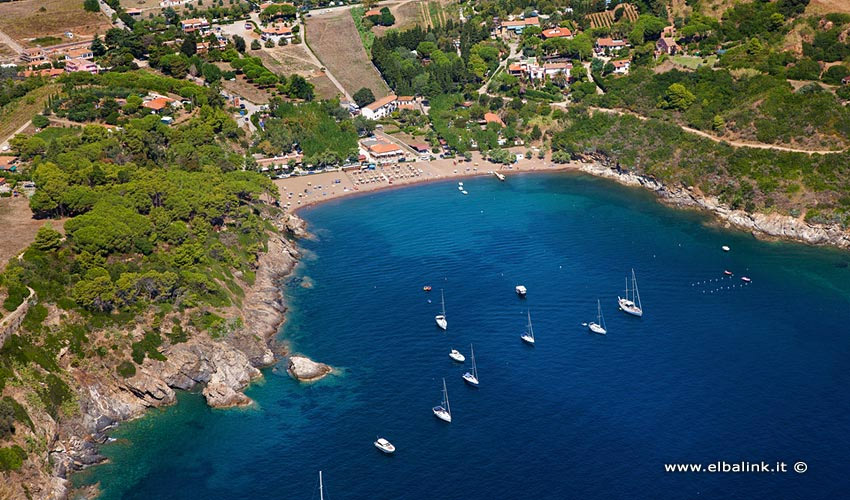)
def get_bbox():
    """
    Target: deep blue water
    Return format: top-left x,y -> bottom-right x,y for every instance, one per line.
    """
76,173 -> 850,499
